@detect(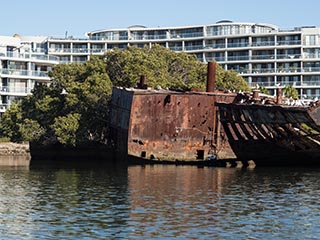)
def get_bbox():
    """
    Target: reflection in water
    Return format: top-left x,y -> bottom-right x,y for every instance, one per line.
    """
128,166 -> 243,238
0,163 -> 319,239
